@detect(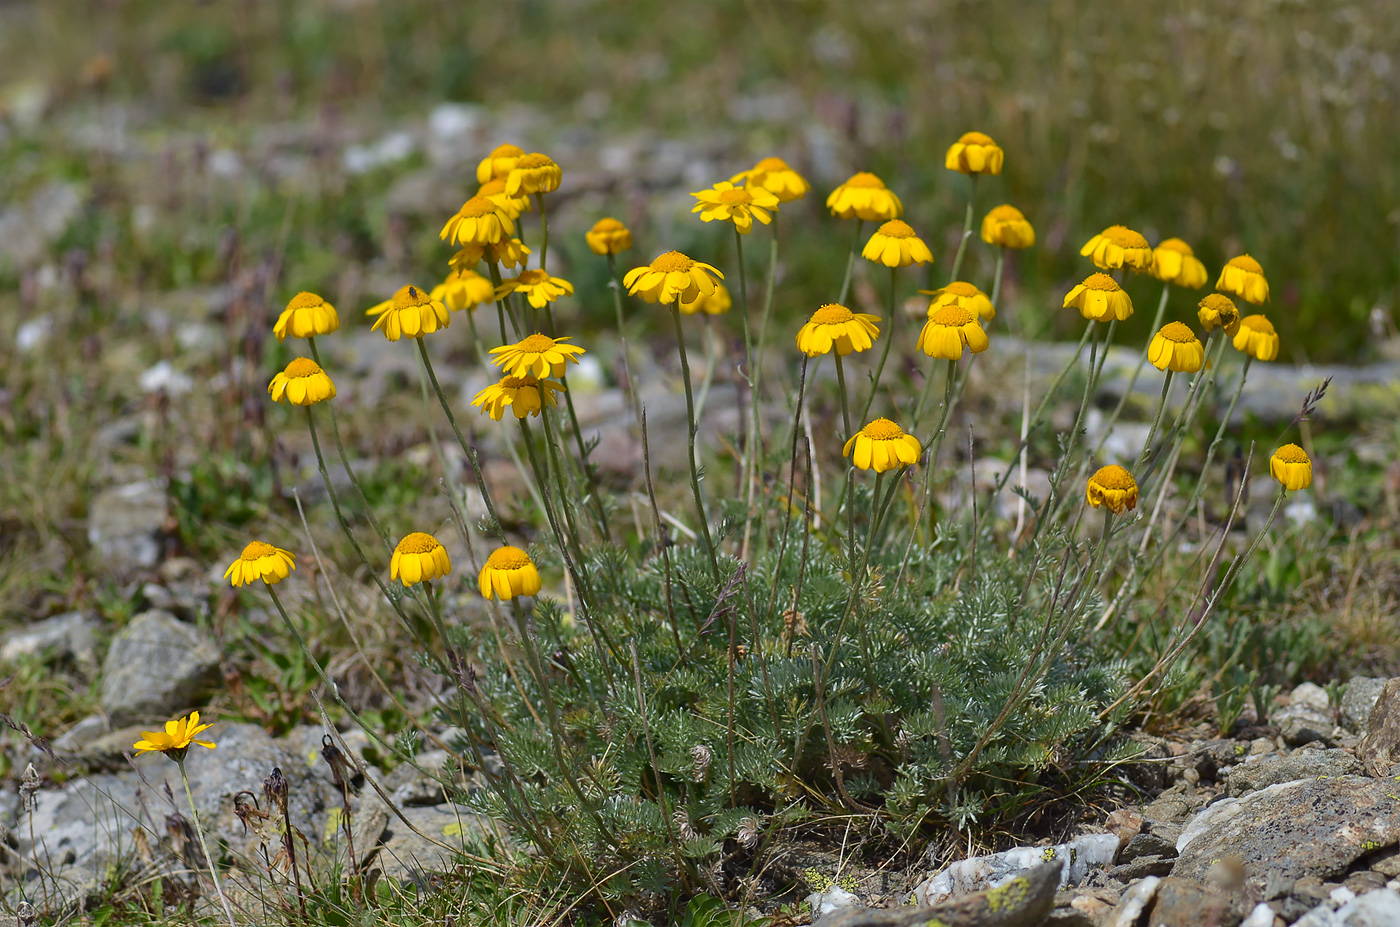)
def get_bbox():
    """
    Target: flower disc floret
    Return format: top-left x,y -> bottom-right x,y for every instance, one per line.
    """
679,282 -> 733,316
1217,254 -> 1270,304
490,333 -> 586,378
585,217 -> 633,256
1080,225 -> 1153,272
862,219 -> 934,268
268,357 -> 337,406
1233,313 -> 1279,361
390,532 -> 451,587
477,143 -> 524,184
1197,293 -> 1241,336
981,204 -> 1035,249
224,540 -> 295,587
431,268 -> 495,312
623,251 -> 724,305
843,418 -> 922,473
479,545 -> 543,600
795,303 -> 881,357
1151,238 -> 1208,288
919,305 -> 990,359
826,172 -> 903,221
924,281 -> 994,321
1148,321 -> 1205,373
691,181 -> 779,234
274,291 -> 340,341
945,131 -> 1004,175
133,711 -> 216,758
441,196 -> 515,246
495,269 -> 574,309
731,156 -> 810,202
1270,443 -> 1312,491
471,375 -> 564,421
1086,465 -> 1138,514
367,284 -> 450,341
1064,273 -> 1134,321
504,152 -> 562,196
